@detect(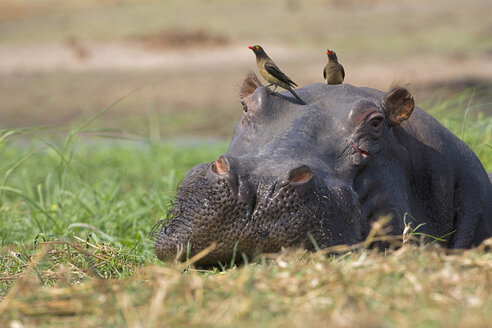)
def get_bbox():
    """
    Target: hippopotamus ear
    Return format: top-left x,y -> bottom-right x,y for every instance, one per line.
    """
240,71 -> 263,99
382,87 -> 415,126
